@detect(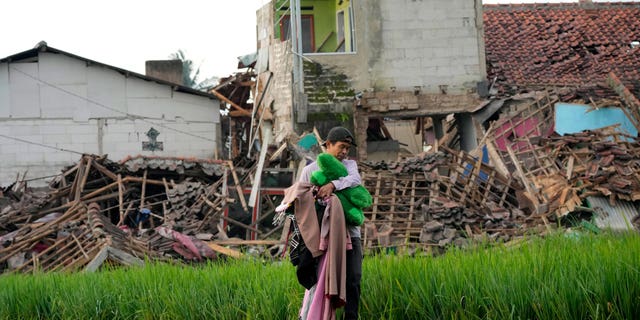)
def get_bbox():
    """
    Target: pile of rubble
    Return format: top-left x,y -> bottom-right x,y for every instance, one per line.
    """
3,86 -> 640,273
360,90 -> 640,251
0,155 -> 236,274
